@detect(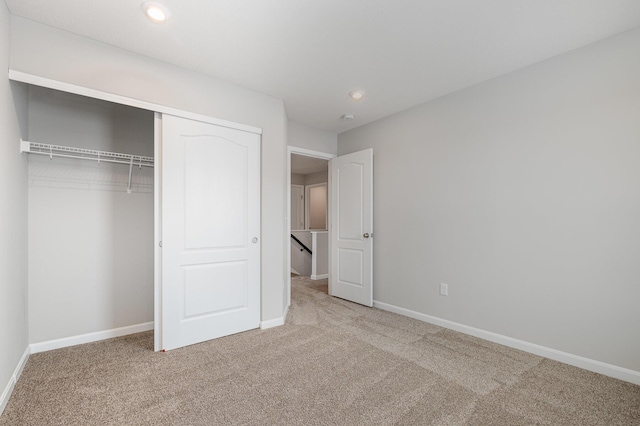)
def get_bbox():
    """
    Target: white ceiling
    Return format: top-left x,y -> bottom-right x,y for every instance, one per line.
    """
291,154 -> 328,176
5,1 -> 640,134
